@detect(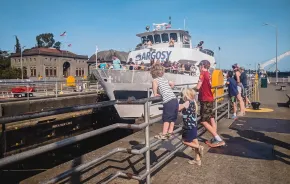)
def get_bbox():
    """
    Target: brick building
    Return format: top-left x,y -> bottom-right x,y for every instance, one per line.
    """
10,47 -> 88,79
